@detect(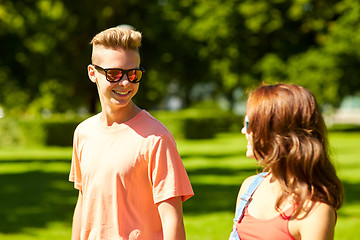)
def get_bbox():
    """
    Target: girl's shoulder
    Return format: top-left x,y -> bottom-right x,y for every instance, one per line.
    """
289,201 -> 336,239
299,201 -> 336,224
238,173 -> 269,198
239,175 -> 257,195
